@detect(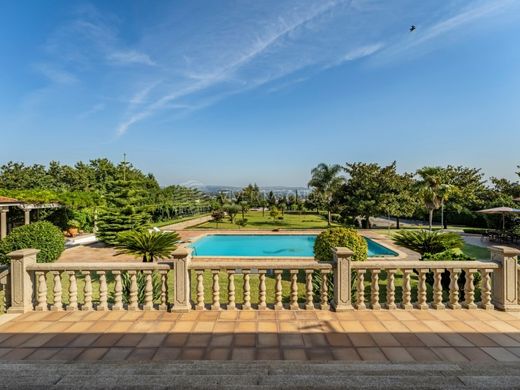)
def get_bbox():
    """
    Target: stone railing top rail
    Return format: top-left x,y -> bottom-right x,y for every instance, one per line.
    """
26,262 -> 170,272
189,261 -> 333,271
349,260 -> 499,270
